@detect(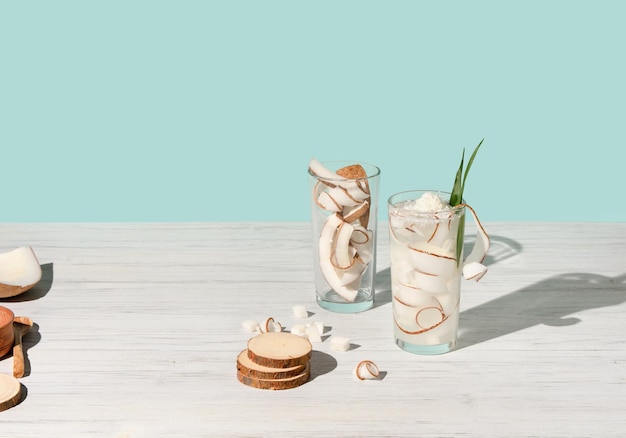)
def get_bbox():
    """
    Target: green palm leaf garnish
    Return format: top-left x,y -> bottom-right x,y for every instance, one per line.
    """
450,138 -> 484,265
